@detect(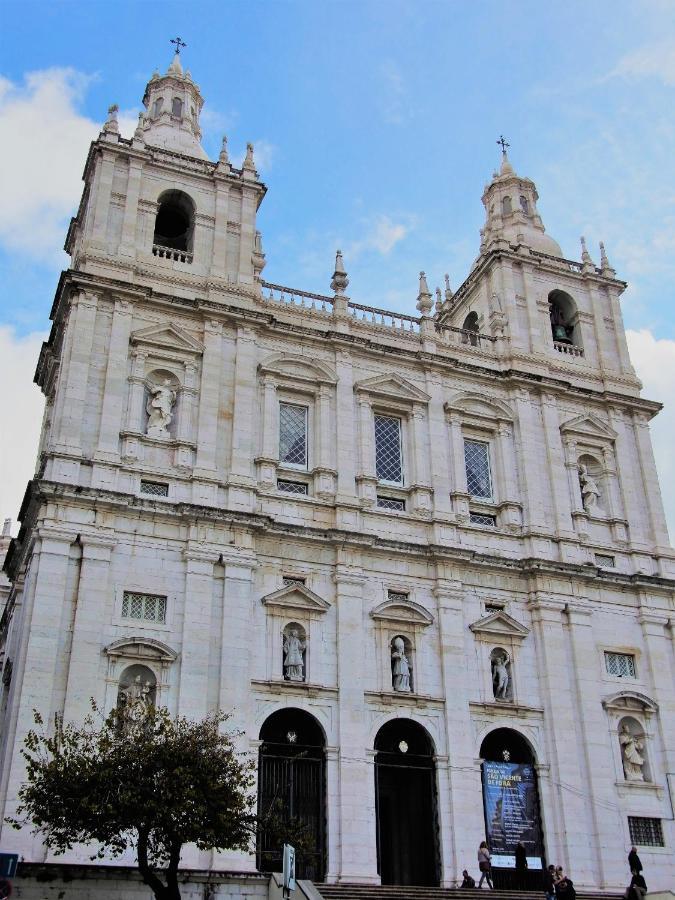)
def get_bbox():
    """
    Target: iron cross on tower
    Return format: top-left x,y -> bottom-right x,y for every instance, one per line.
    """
497,135 -> 510,153
170,36 -> 187,54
